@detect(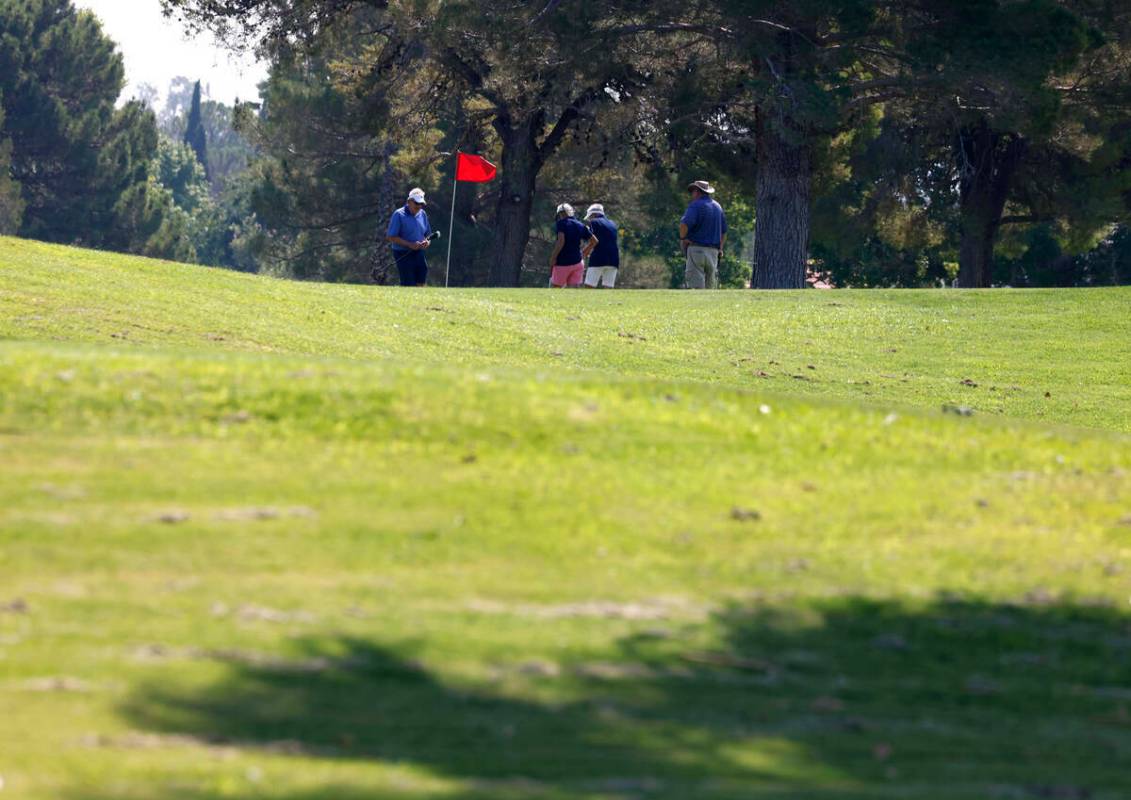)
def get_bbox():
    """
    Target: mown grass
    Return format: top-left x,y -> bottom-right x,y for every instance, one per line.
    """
3,237 -> 1130,431
1,236 -> 1130,800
